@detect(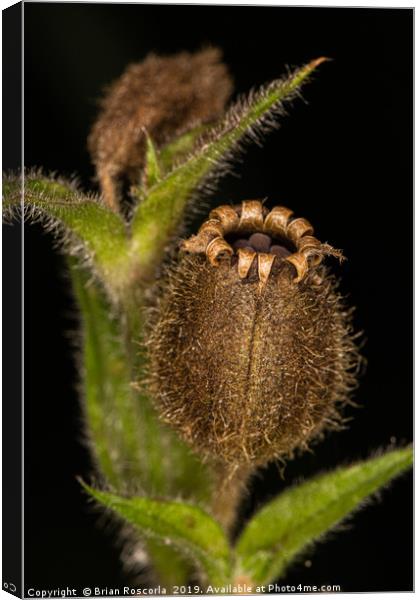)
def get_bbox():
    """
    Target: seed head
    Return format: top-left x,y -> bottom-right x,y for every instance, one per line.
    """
148,200 -> 360,469
88,48 -> 233,211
